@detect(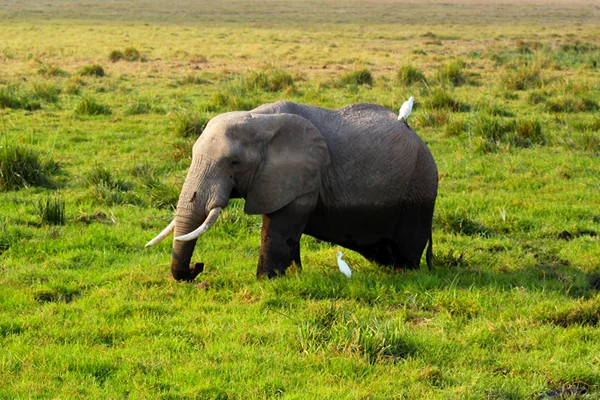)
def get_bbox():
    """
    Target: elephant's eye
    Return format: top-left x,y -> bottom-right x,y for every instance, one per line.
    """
230,159 -> 241,167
